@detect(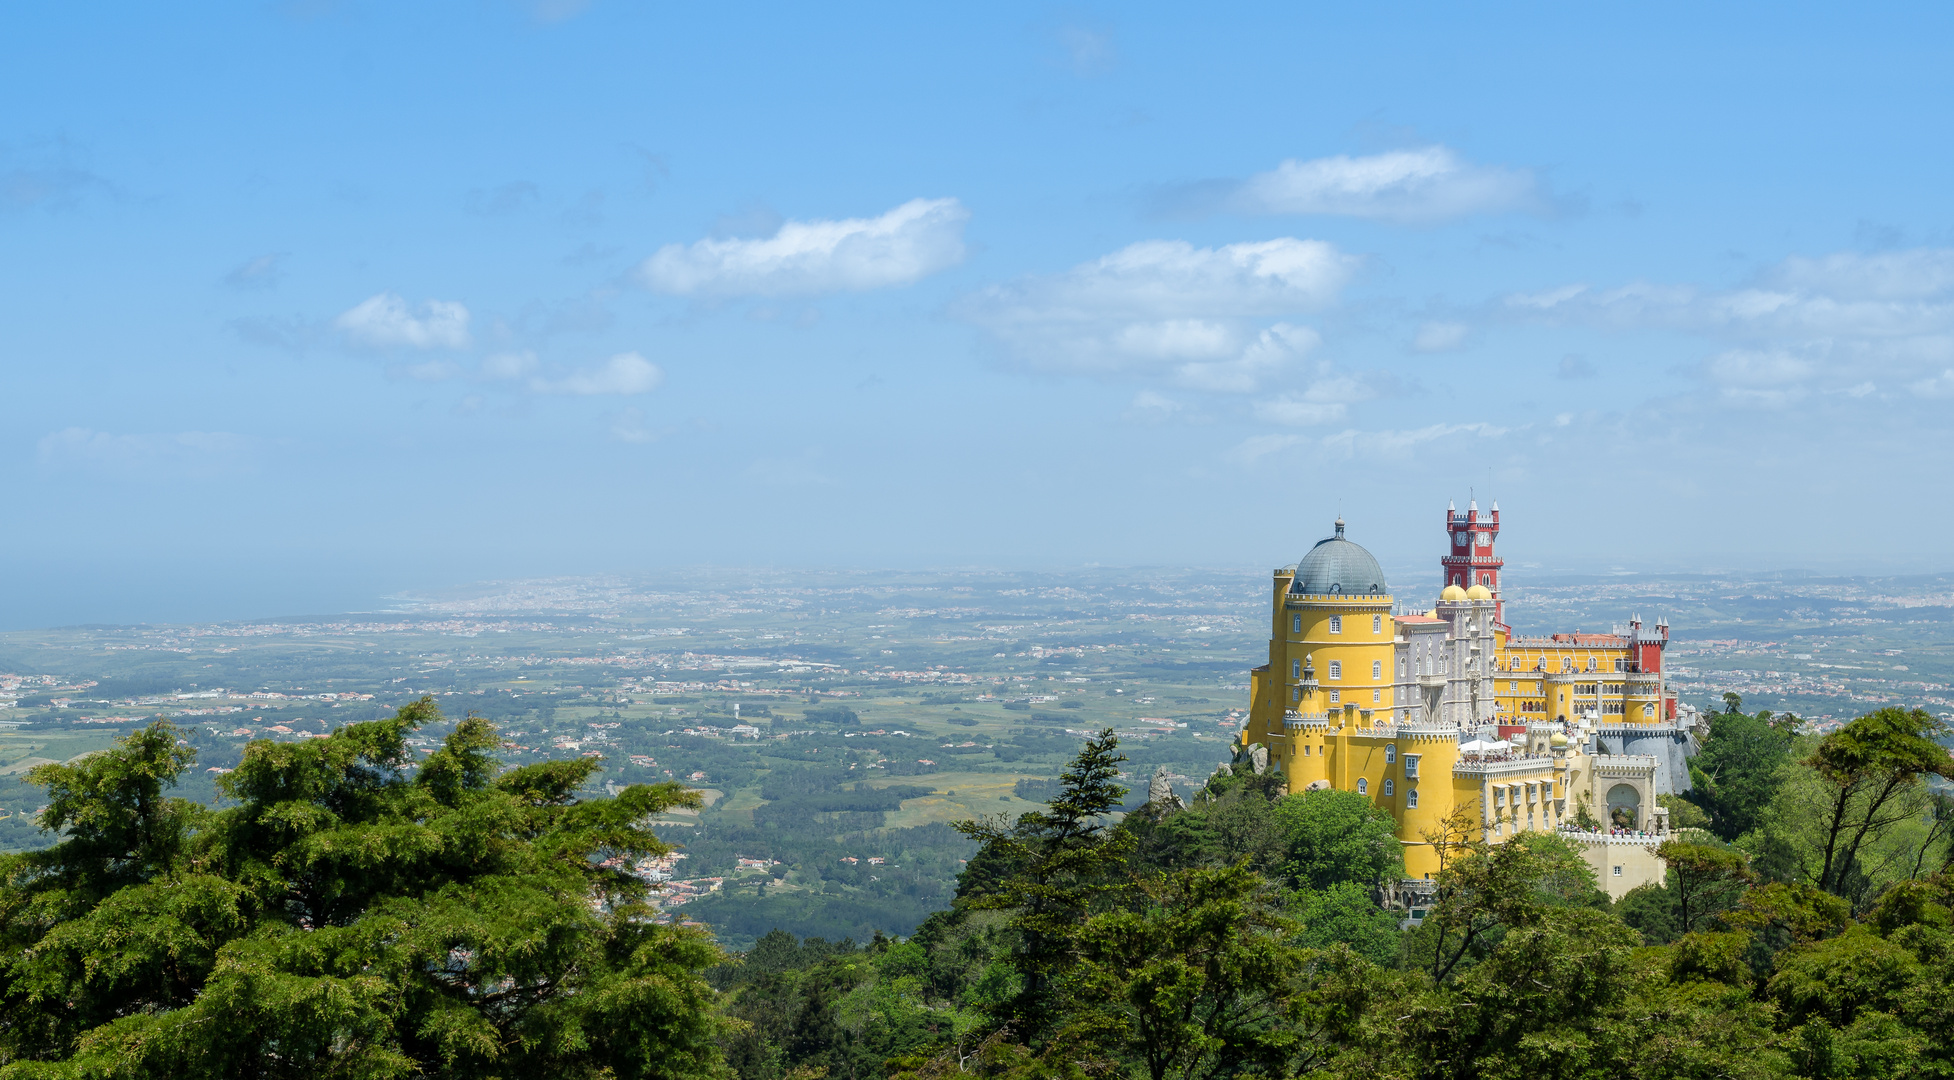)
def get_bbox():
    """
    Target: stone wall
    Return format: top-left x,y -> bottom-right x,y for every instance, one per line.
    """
1567,833 -> 1668,900
1591,723 -> 1698,796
